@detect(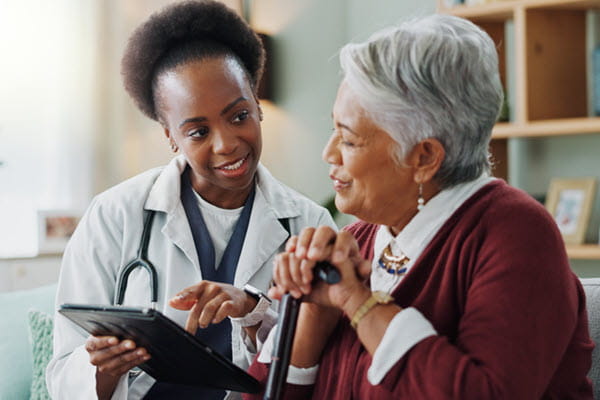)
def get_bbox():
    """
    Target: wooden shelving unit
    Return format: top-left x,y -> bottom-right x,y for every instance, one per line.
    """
567,244 -> 600,259
492,117 -> 600,138
440,0 -> 600,261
